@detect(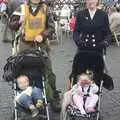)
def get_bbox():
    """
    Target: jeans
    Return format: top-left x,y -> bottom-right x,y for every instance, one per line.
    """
18,87 -> 43,109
